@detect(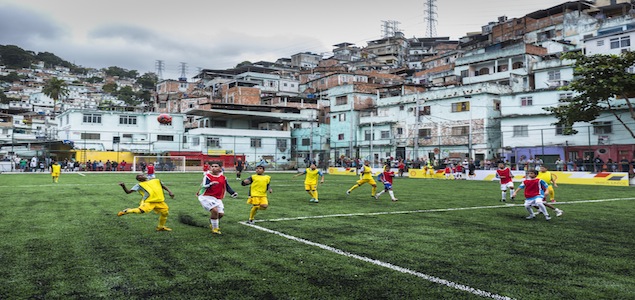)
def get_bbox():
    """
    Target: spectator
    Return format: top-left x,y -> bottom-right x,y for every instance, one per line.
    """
620,156 -> 630,173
